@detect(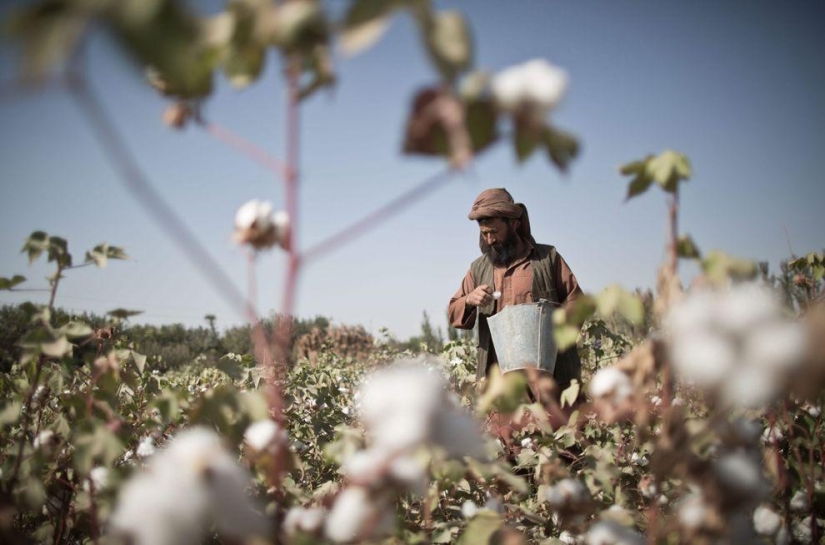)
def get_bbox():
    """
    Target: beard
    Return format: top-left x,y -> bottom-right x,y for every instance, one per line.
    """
480,228 -> 520,267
